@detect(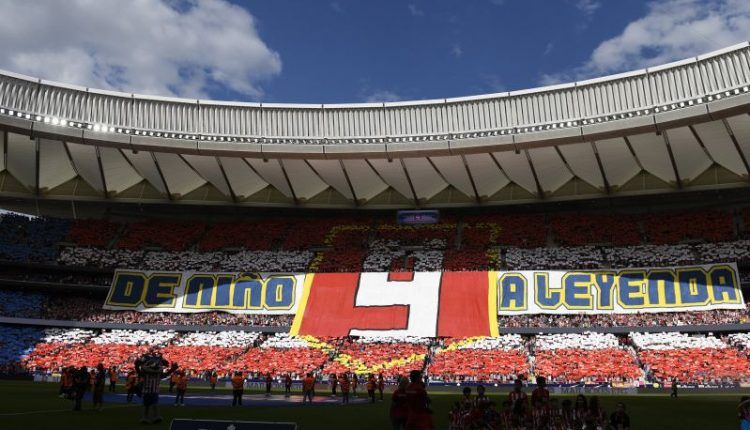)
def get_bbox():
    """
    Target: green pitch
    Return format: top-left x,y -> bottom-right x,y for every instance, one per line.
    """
0,380 -> 740,429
